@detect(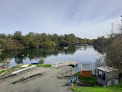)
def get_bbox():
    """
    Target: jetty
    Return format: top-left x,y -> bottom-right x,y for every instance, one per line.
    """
51,61 -> 78,68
